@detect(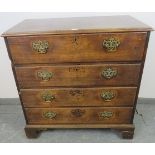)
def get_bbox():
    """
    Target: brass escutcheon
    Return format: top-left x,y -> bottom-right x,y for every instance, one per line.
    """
43,111 -> 56,119
32,40 -> 49,54
99,111 -> 113,119
37,70 -> 53,81
103,37 -> 120,52
42,91 -> 55,103
101,90 -> 115,101
101,67 -> 117,79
